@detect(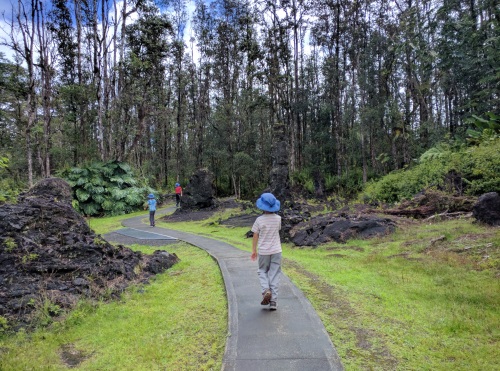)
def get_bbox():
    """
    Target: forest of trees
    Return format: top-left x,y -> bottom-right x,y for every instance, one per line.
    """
0,0 -> 498,198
